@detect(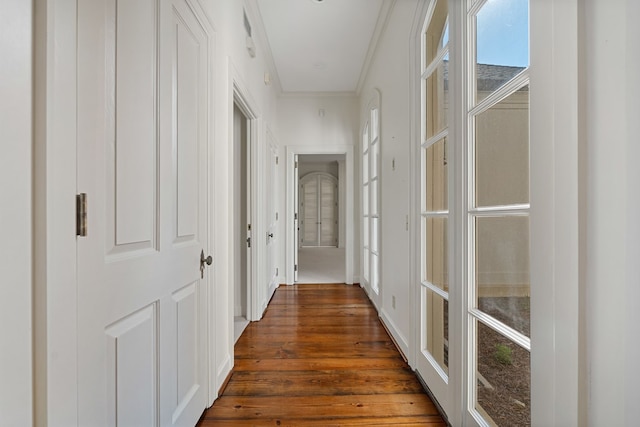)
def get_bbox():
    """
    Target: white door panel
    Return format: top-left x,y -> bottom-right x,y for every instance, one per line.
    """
77,0 -> 209,425
300,173 -> 338,247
